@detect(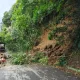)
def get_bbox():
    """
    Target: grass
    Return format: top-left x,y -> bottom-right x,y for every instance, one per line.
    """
67,66 -> 80,73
